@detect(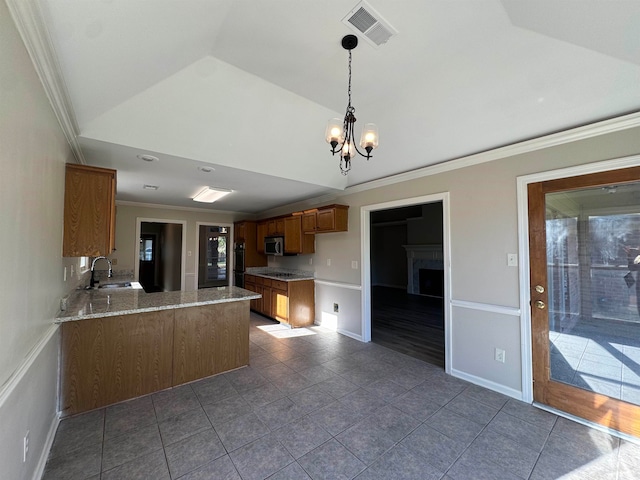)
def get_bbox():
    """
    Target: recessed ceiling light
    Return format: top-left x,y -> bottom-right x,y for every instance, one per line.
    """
192,187 -> 232,203
137,154 -> 159,162
143,184 -> 159,190
198,166 -> 215,173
